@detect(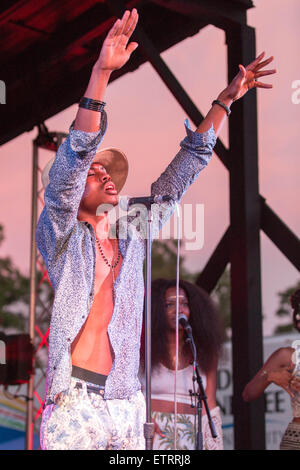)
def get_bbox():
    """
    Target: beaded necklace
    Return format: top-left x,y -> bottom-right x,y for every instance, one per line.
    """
95,237 -> 121,285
